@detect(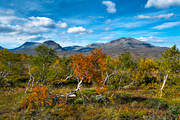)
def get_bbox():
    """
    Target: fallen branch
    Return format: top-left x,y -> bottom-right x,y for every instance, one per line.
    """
55,80 -> 82,99
123,81 -> 136,89
65,75 -> 73,80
